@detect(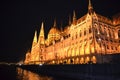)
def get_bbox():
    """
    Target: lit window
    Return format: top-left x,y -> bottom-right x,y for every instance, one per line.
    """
89,27 -> 92,33
76,32 -> 77,39
107,45 -> 109,49
84,29 -> 86,35
118,30 -> 120,38
111,46 -> 113,50
79,30 -> 81,37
